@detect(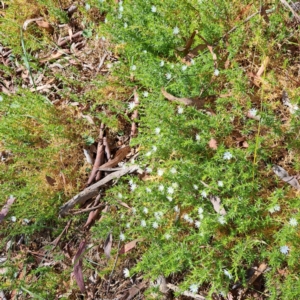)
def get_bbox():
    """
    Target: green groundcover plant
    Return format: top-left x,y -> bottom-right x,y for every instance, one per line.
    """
89,0 -> 300,298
